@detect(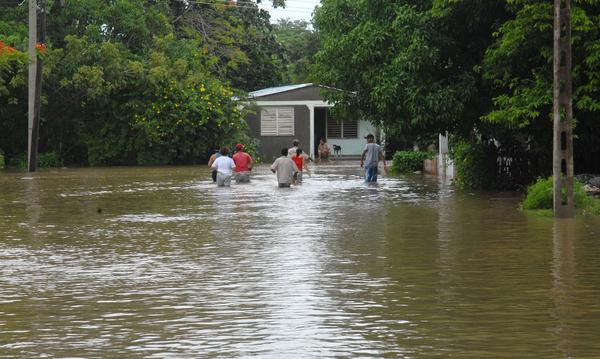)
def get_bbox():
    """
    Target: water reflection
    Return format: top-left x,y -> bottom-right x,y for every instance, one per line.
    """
1,165 -> 600,357
552,220 -> 576,358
